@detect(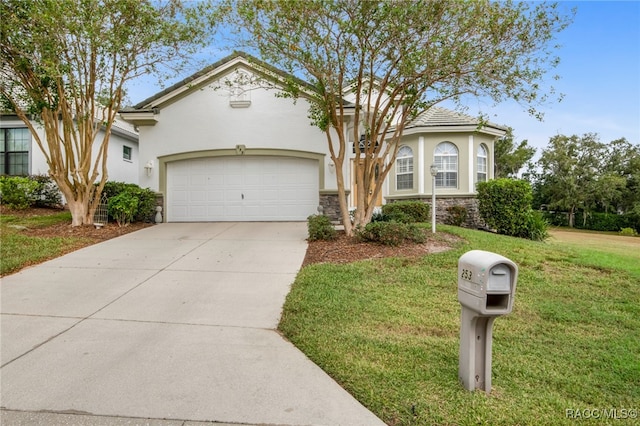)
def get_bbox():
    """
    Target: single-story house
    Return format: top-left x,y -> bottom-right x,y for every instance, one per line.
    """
120,52 -> 507,225
0,114 -> 139,184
